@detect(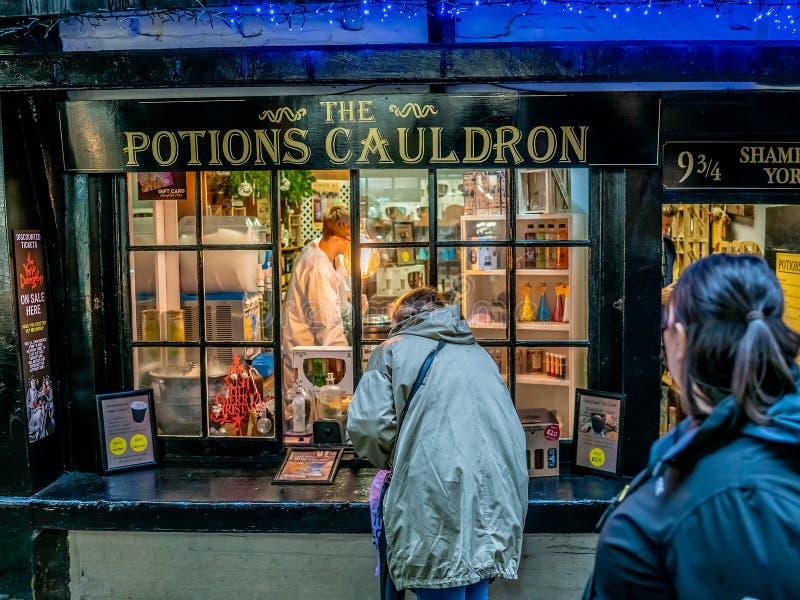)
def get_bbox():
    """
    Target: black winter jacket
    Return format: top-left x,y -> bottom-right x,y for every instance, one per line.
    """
584,383 -> 800,599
